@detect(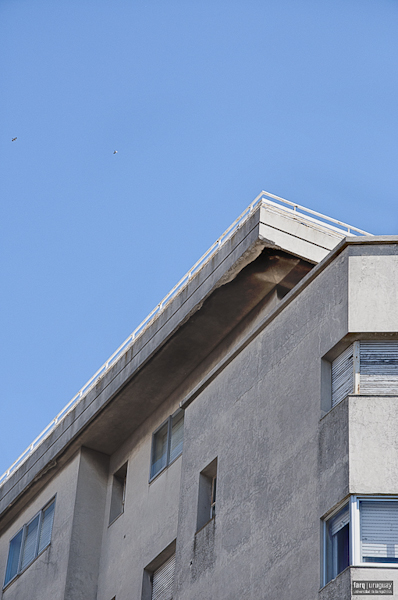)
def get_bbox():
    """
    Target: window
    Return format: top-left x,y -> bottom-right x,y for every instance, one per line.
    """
331,340 -> 398,407
325,504 -> 350,582
142,543 -> 176,600
359,499 -> 398,564
150,410 -> 184,480
109,462 -> 127,524
151,554 -> 175,600
196,458 -> 217,531
323,496 -> 398,585
4,498 -> 55,587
